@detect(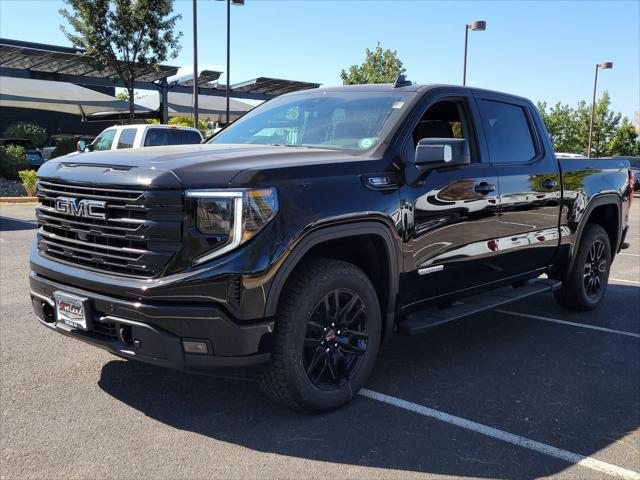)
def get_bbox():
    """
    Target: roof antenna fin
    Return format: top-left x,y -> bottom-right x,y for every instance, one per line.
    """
394,74 -> 412,88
